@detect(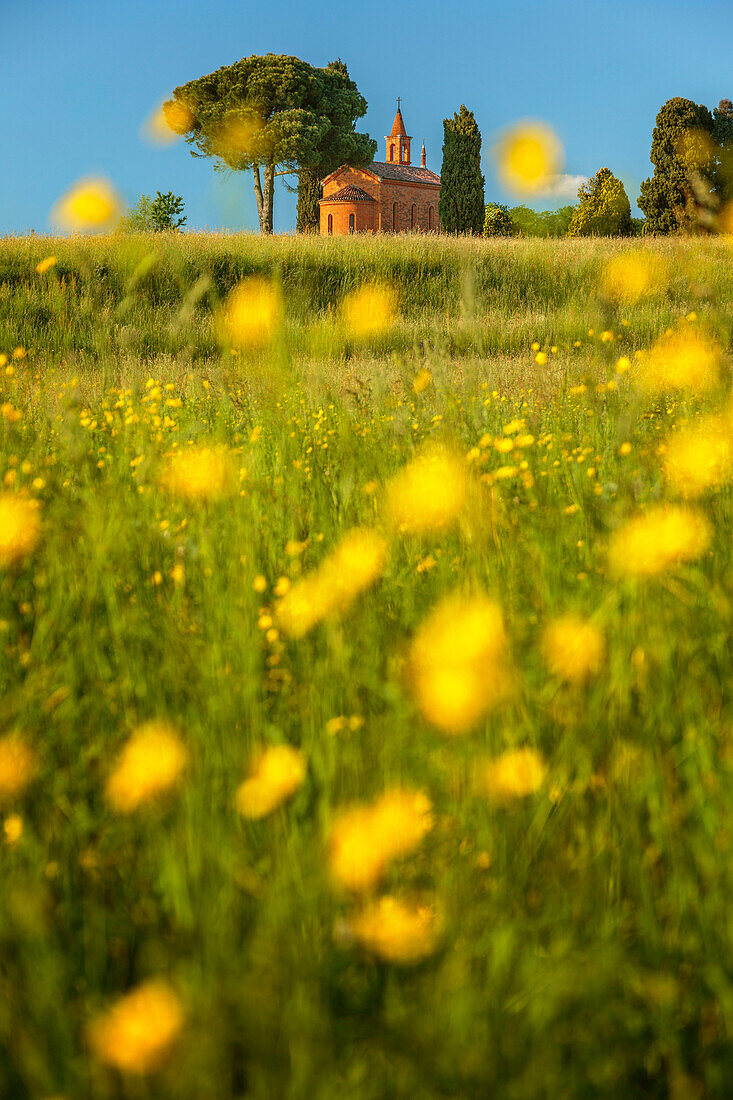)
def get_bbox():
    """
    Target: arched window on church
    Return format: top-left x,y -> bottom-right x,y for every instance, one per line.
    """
411,204 -> 416,230
402,146 -> 408,162
393,202 -> 398,231
349,213 -> 355,234
389,145 -> 395,162
428,207 -> 433,230
327,214 -> 333,235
